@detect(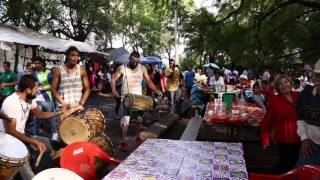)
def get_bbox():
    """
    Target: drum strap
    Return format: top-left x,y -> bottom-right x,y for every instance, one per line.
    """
124,65 -> 130,93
